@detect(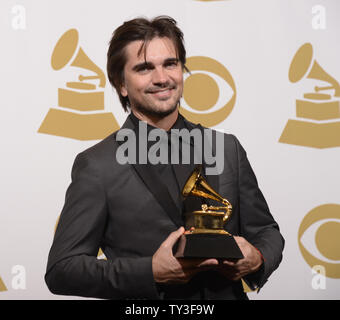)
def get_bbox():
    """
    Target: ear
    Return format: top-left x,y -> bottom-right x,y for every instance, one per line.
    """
120,83 -> 128,97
